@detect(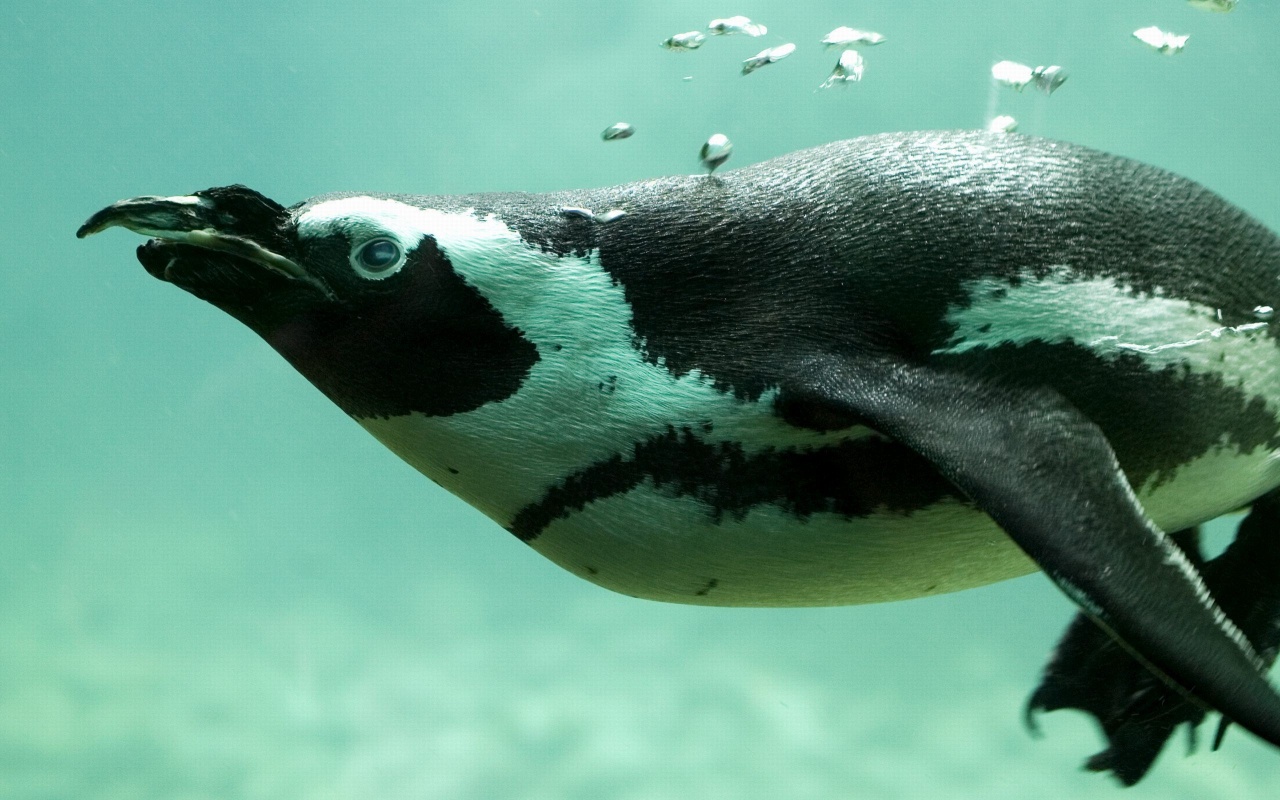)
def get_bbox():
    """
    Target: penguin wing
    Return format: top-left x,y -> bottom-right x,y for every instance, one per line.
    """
778,353 -> 1280,751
